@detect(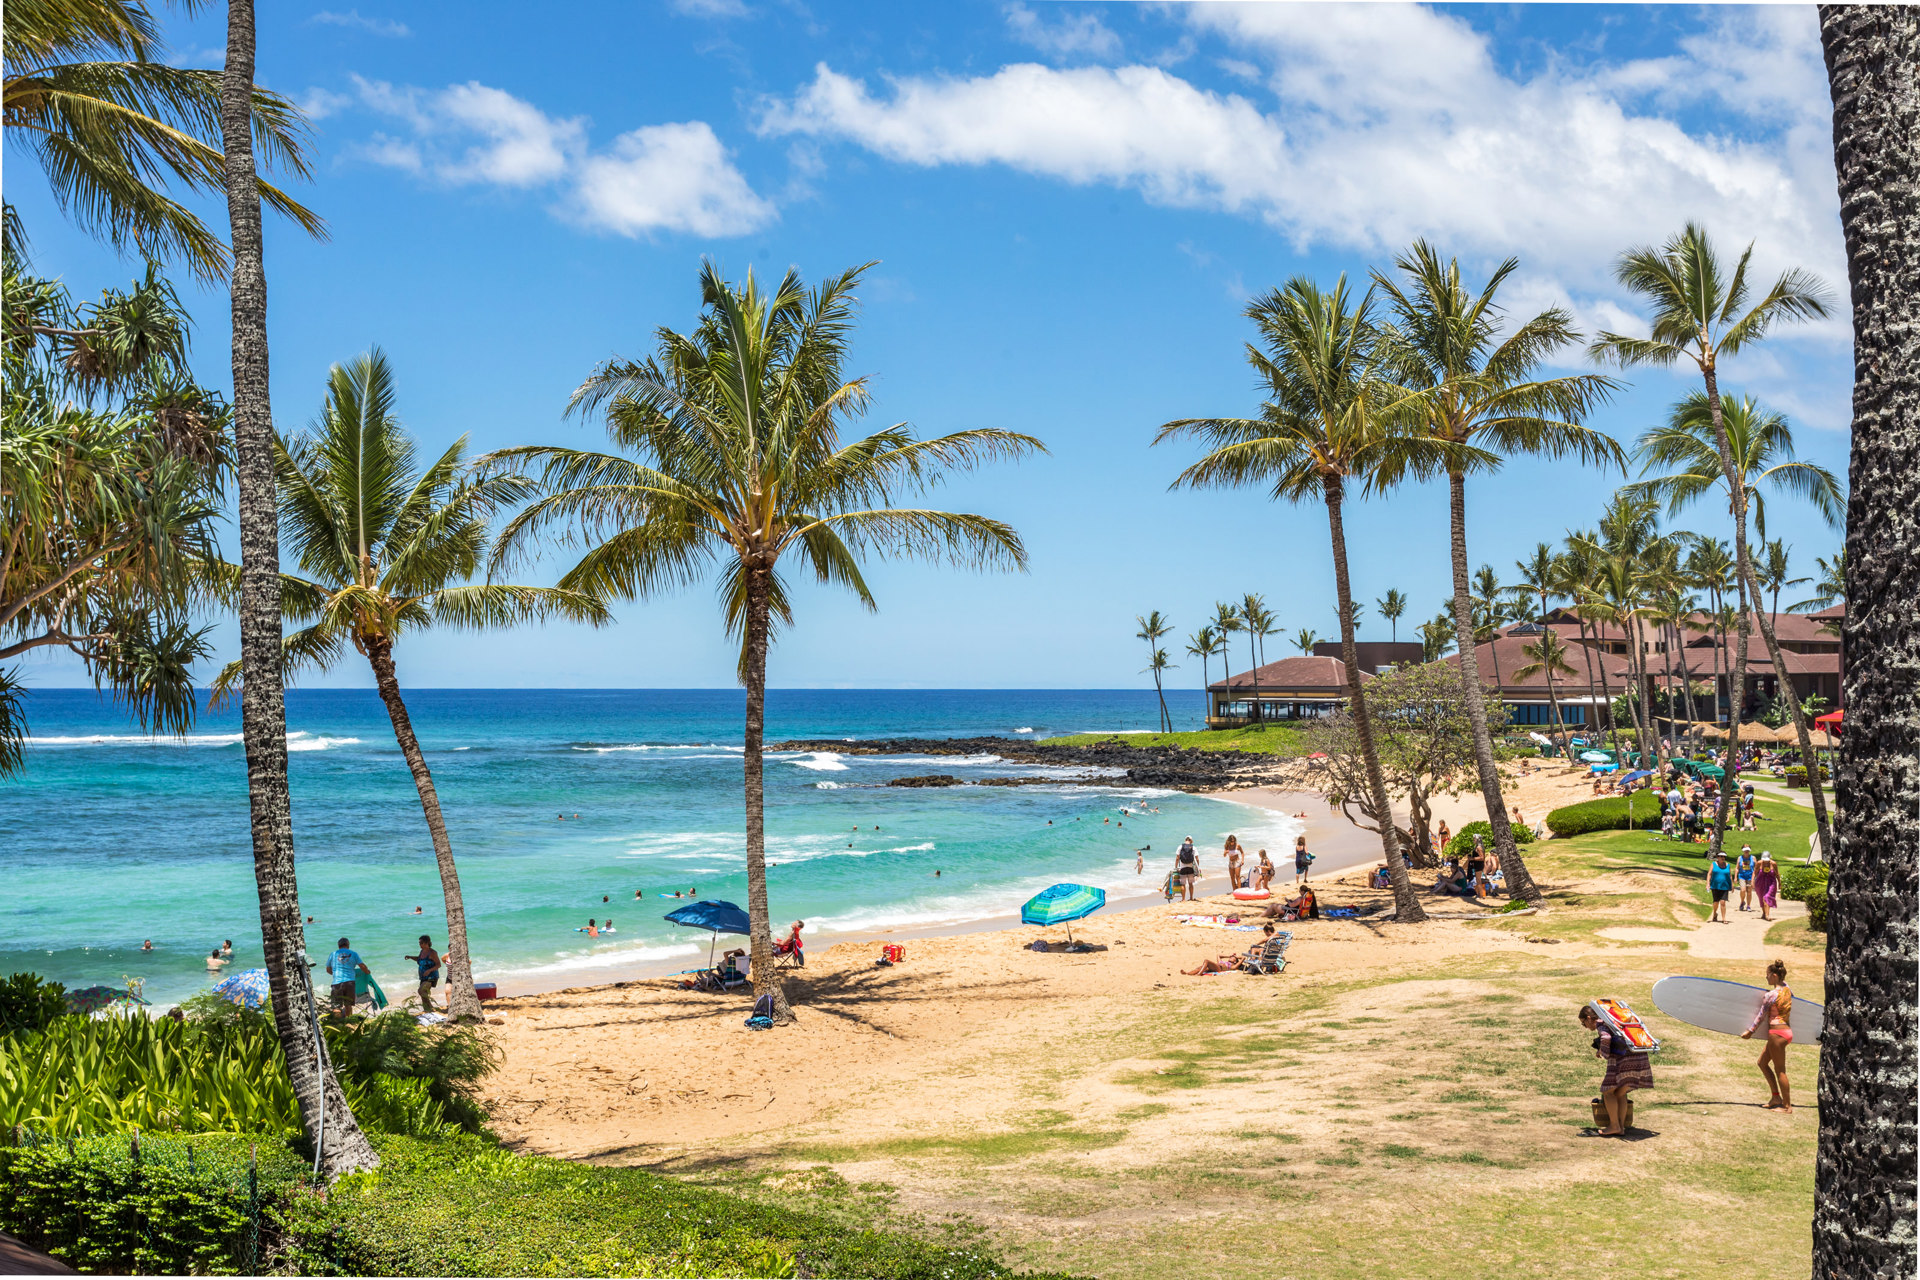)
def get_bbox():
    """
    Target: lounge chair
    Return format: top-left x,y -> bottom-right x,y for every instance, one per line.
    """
1242,933 -> 1292,975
